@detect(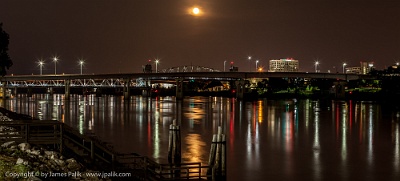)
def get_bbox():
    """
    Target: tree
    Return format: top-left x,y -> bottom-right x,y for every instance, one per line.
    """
0,23 -> 13,76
